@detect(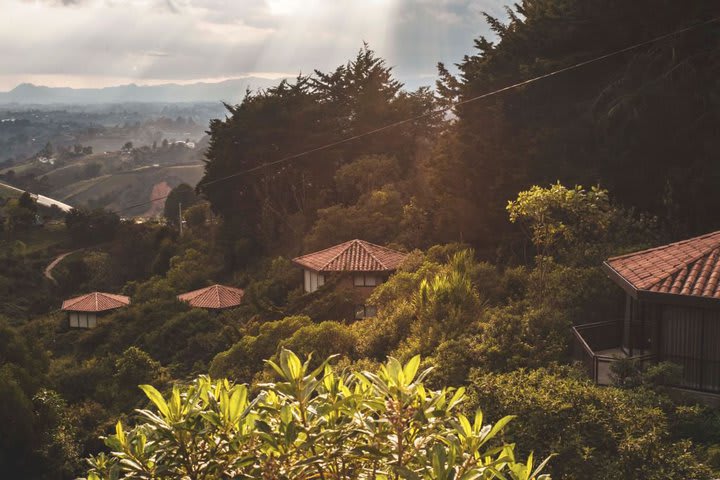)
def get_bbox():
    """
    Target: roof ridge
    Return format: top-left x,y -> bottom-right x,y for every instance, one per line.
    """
63,294 -> 85,310
320,239 -> 358,270
292,239 -> 406,272
64,291 -> 101,310
359,240 -> 387,270
703,249 -> 720,297
177,283 -> 243,309
692,249 -> 718,296
292,239 -> 353,267
61,291 -> 129,312
607,230 -> 720,262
